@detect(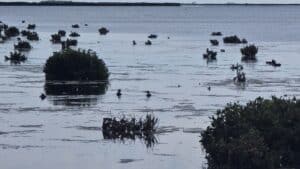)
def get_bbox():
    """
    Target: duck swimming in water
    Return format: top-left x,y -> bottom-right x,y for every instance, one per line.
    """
146,91 -> 152,98
116,89 -> 122,97
40,93 -> 46,100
